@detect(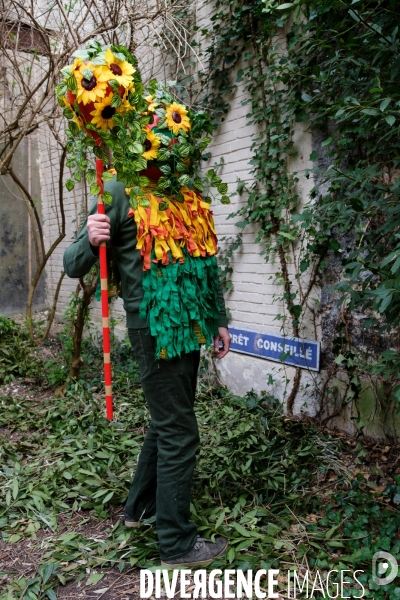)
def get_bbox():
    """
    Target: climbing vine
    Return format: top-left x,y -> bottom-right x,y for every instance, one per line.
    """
169,0 -> 400,419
